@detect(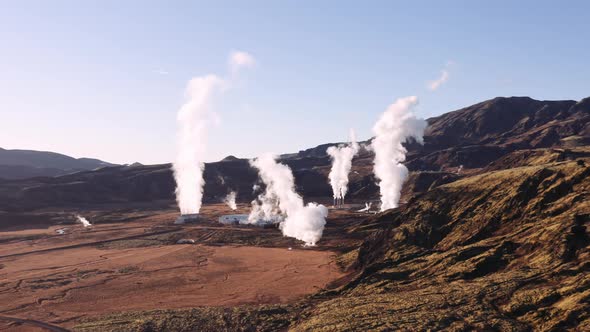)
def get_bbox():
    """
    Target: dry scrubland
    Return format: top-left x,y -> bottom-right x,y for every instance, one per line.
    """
85,151 -> 589,331
0,96 -> 589,331
1,149 -> 587,331
0,205 -> 349,331
295,155 -> 590,331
